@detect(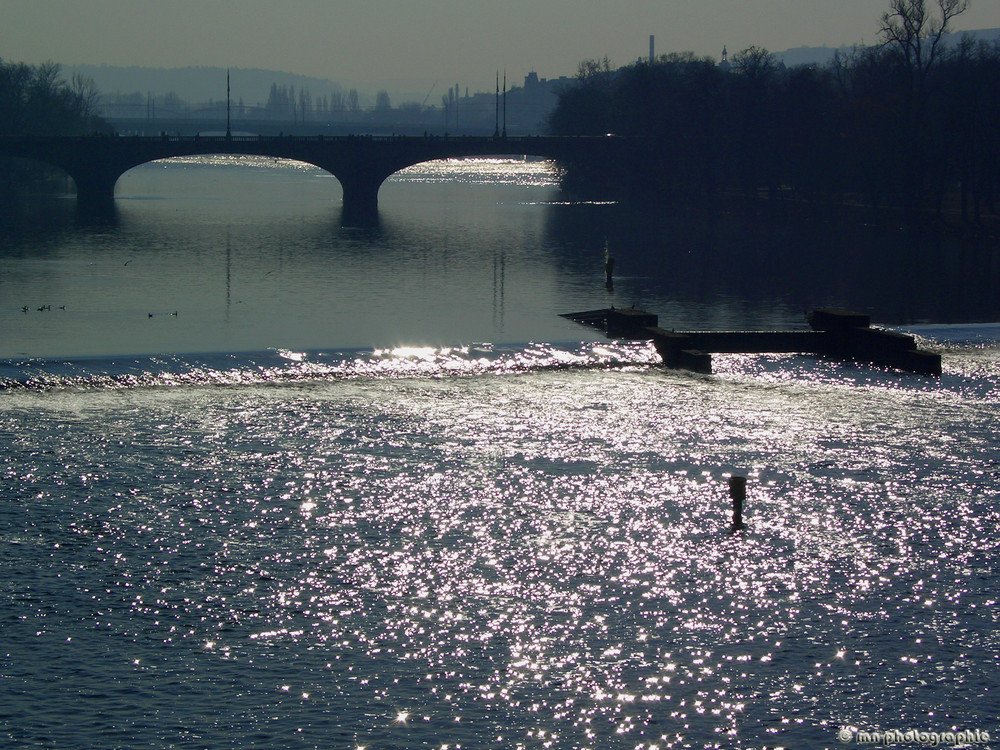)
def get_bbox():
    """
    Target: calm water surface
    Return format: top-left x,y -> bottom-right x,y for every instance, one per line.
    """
1,158 -> 998,749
